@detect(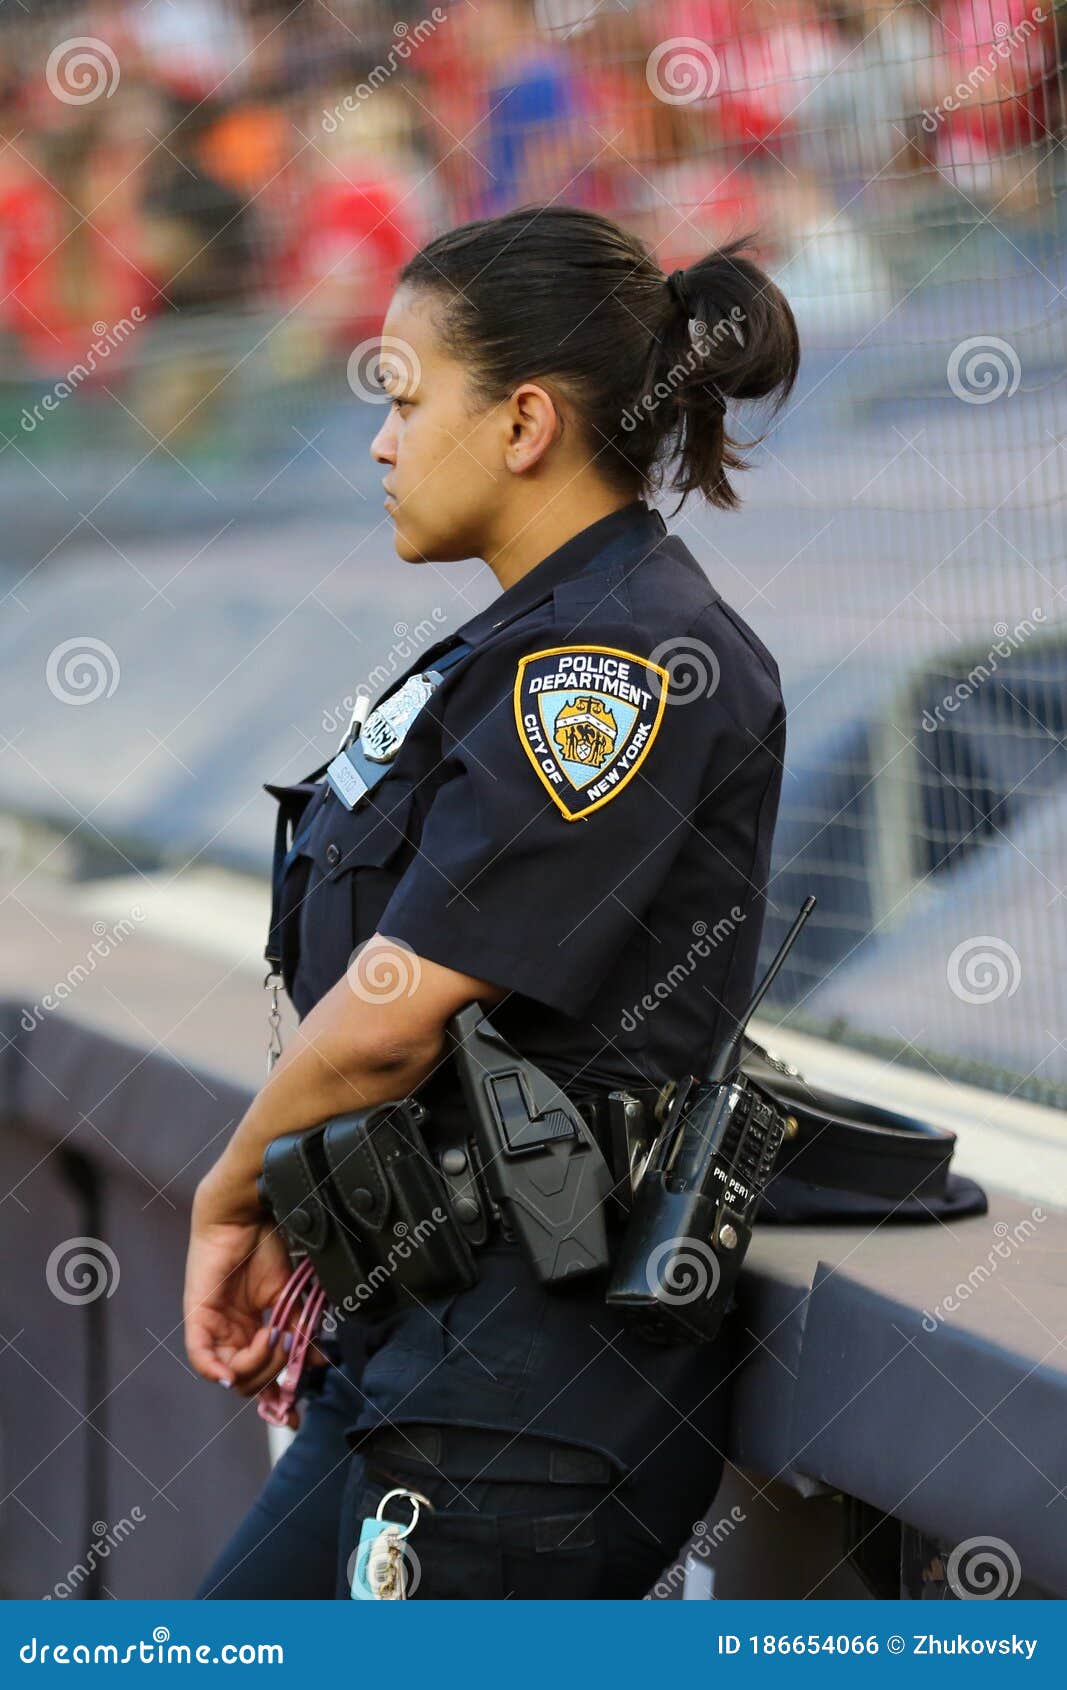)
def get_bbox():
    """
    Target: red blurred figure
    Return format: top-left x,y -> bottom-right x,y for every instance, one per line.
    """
0,120 -> 157,370
281,88 -> 428,352
933,0 -> 1054,197
660,0 -> 841,153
